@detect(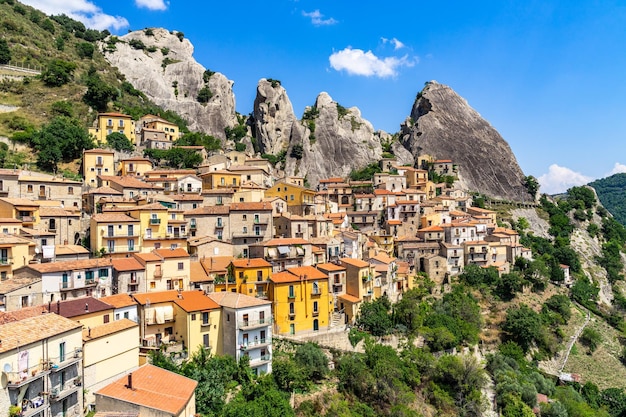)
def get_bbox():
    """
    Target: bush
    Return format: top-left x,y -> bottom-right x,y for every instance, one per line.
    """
197,86 -> 213,103
294,343 -> 328,382
579,327 -> 602,352
40,19 -> 55,33
290,144 -> 304,159
41,60 -> 77,87
0,39 -> 11,64
106,132 -> 134,152
76,42 -> 94,59
176,31 -> 184,41
128,38 -> 146,50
